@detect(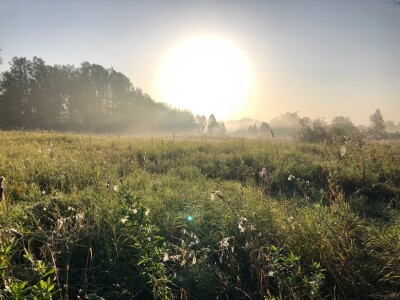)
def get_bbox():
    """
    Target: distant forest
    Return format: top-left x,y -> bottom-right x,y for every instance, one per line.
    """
0,56 -> 211,134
